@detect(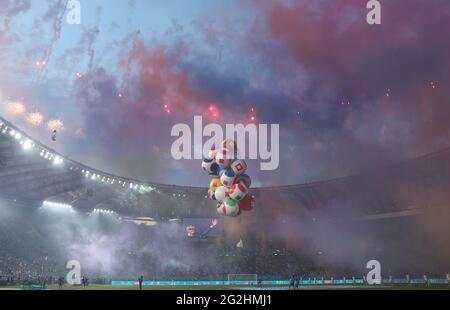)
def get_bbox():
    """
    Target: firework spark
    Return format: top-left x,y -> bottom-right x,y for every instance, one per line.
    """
5,101 -> 26,117
26,112 -> 44,126
206,104 -> 219,119
47,119 -> 64,131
